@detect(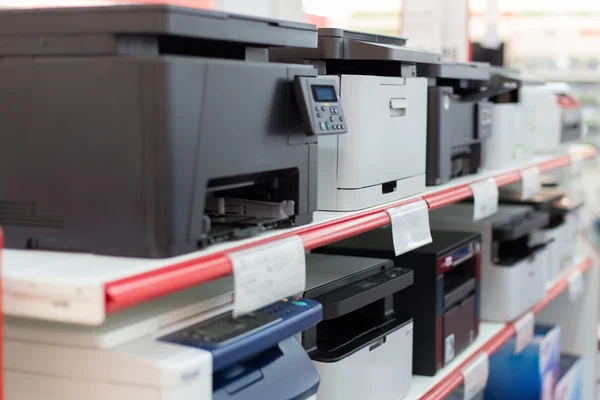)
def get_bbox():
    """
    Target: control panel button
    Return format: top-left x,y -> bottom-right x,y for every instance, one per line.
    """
317,112 -> 322,117
319,121 -> 326,131
341,124 -> 345,129
325,121 -> 332,130
330,116 -> 335,122
321,106 -> 326,111
315,106 -> 320,111
339,116 -> 344,122
331,107 -> 339,115
292,300 -> 308,307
